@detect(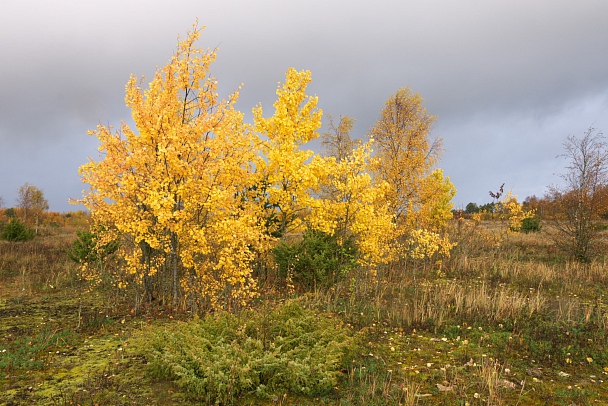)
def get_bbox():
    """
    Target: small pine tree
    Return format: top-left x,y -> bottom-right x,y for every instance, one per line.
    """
67,229 -> 119,266
273,230 -> 358,289
520,216 -> 541,233
1,218 -> 35,242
